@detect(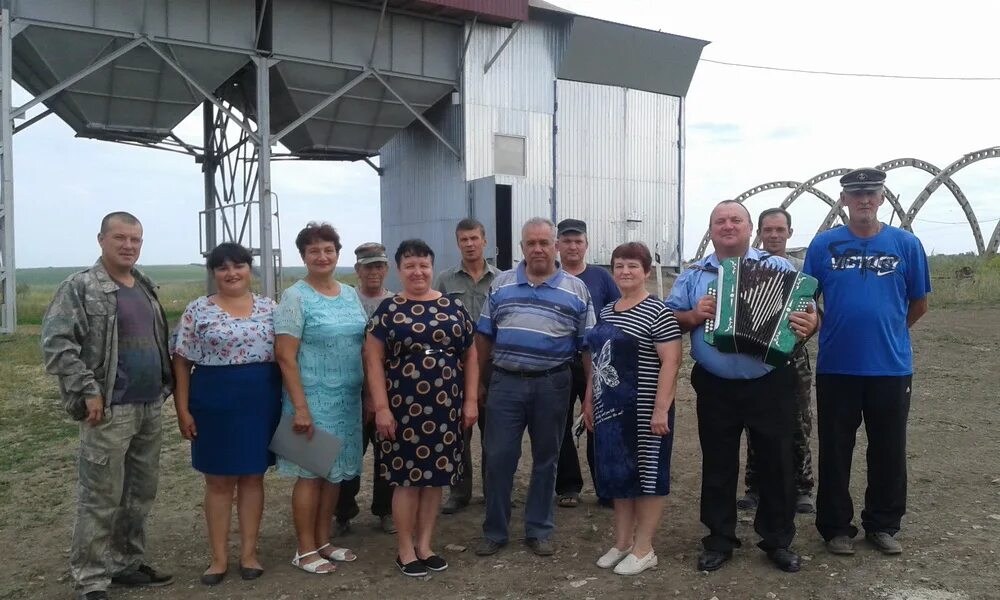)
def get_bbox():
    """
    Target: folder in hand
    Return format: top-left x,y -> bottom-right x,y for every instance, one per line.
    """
268,412 -> 342,479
